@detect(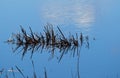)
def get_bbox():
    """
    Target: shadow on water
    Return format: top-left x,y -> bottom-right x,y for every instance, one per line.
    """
4,23 -> 90,78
